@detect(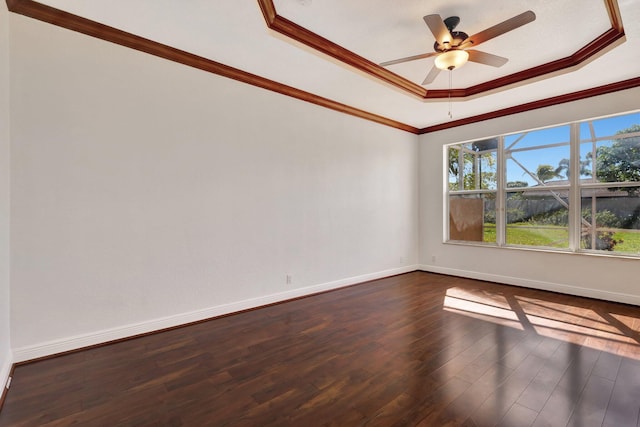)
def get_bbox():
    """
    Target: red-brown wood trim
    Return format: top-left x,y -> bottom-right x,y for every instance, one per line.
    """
5,0 -> 419,134
426,28 -> 625,98
419,76 -> 640,134
263,13 -> 427,99
5,0 -> 635,136
605,0 -> 624,32
257,0 -> 277,26
258,0 -> 625,100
